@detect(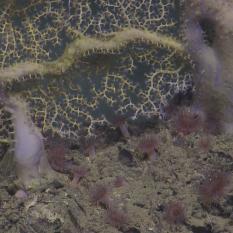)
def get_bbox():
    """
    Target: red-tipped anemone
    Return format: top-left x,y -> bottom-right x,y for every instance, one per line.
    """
105,202 -> 129,229
80,136 -> 96,157
112,114 -> 130,138
47,140 -> 67,173
112,176 -> 127,188
70,165 -> 89,187
89,183 -> 111,206
137,134 -> 159,161
164,201 -> 186,225
197,135 -> 212,152
199,170 -> 231,205
172,107 -> 203,136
